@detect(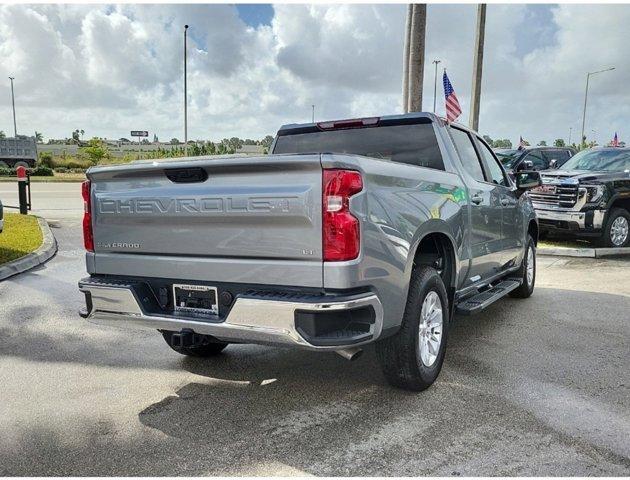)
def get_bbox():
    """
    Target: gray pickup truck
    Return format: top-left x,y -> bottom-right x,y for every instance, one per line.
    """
79,113 -> 541,391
